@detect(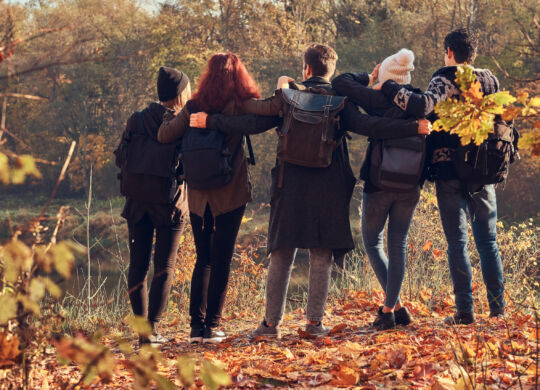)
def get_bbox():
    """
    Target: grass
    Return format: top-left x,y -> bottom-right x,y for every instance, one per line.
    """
1,188 -> 538,335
